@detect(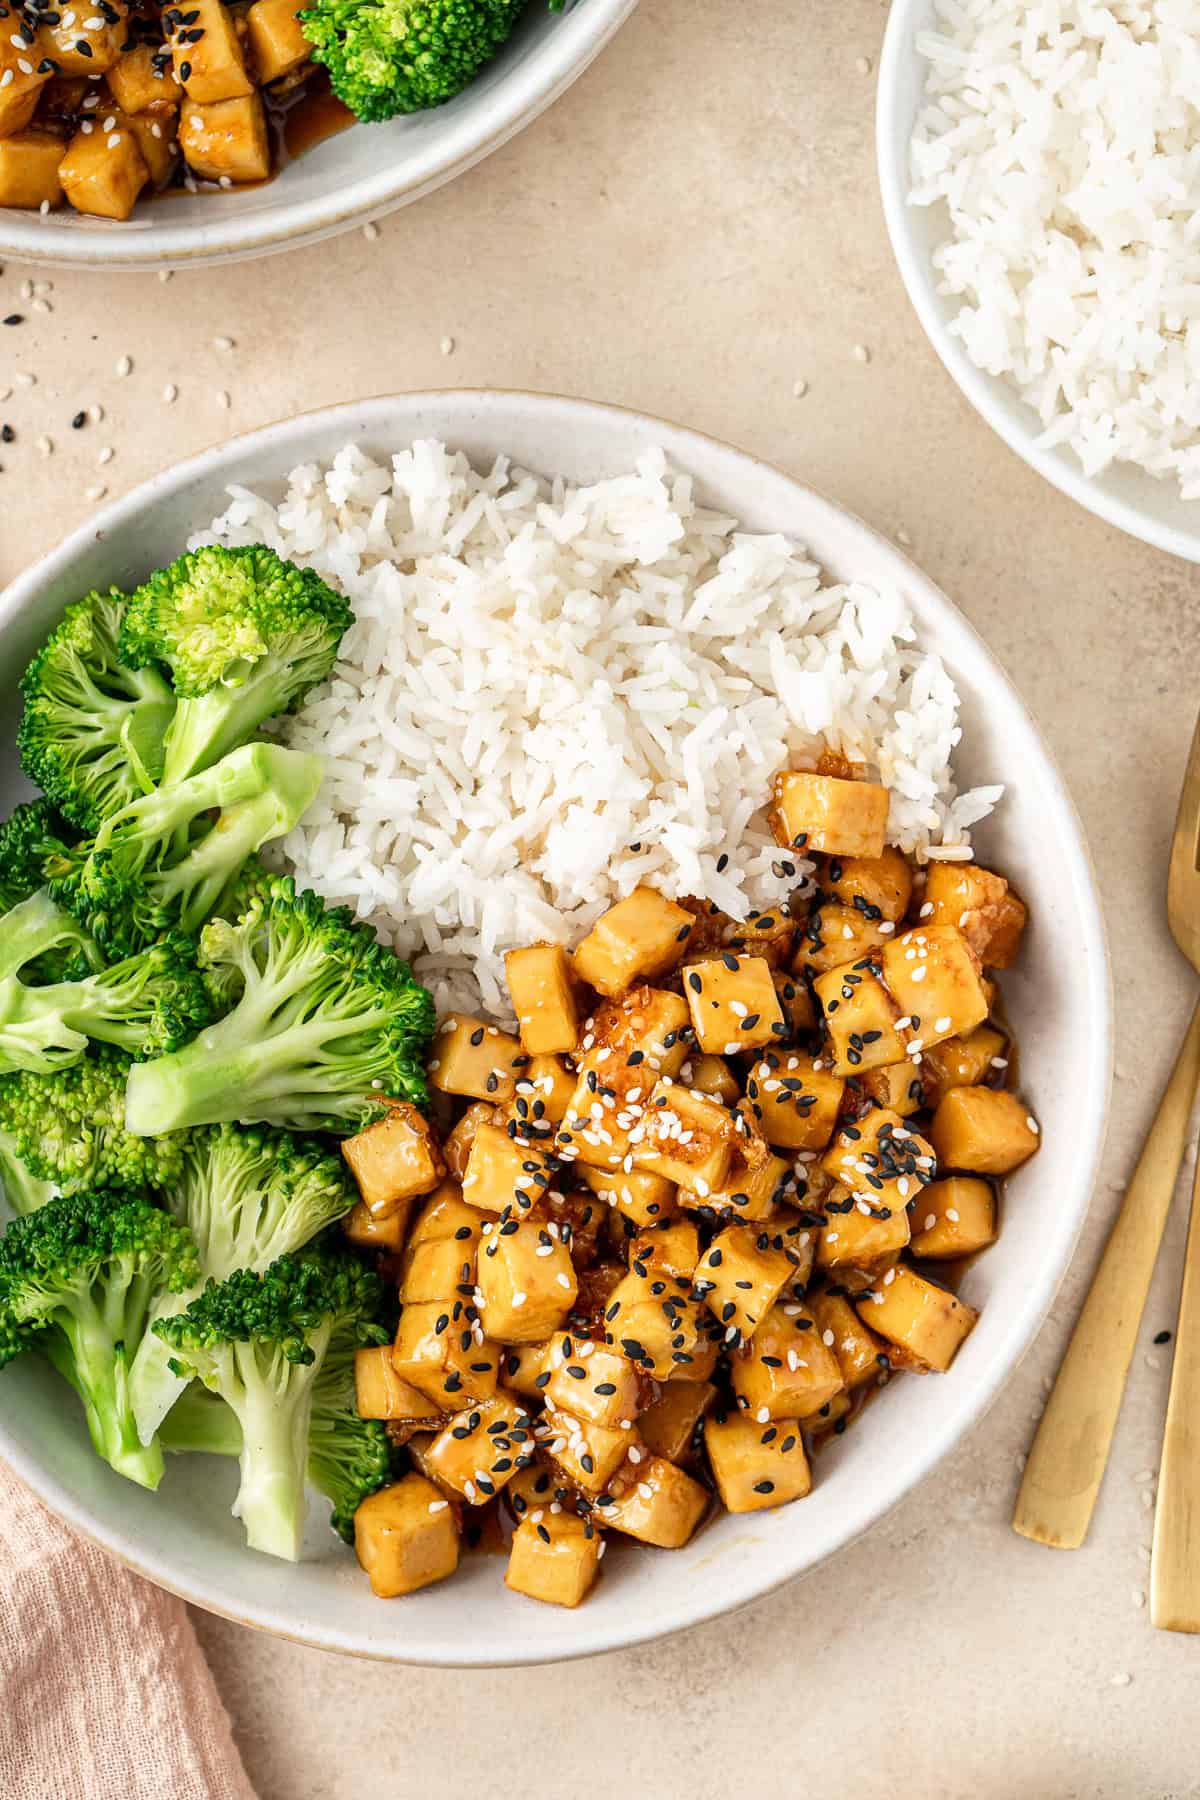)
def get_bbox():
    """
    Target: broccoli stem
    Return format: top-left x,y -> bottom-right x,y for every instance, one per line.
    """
228,1341 -> 315,1561
0,1129 -> 54,1218
161,661 -> 305,788
56,1288 -> 165,1489
154,782 -> 319,935
0,892 -> 89,983
128,1284 -> 202,1445
160,1383 -> 243,1458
